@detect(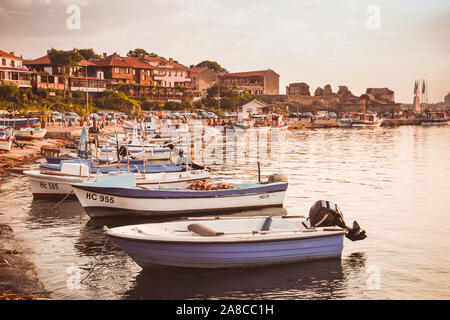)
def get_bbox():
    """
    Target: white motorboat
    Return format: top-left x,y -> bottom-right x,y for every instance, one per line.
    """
104,202 -> 366,269
14,127 -> 47,139
24,161 -> 209,200
350,113 -> 383,128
